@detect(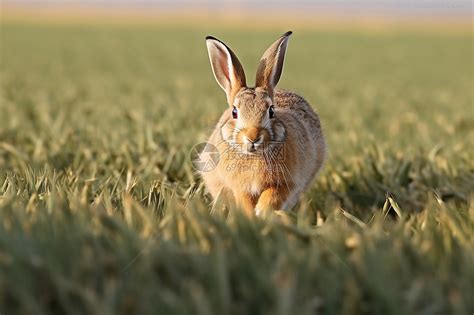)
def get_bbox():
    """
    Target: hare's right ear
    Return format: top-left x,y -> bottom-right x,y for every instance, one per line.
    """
255,31 -> 292,97
206,36 -> 247,105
